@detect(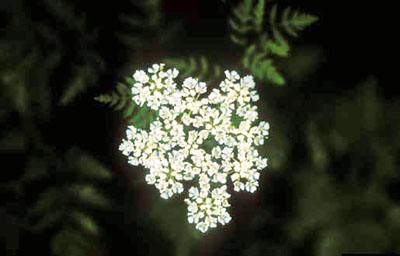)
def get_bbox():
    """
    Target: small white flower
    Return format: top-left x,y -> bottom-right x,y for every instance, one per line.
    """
196,81 -> 207,94
167,68 -> 179,78
242,75 -> 255,89
133,70 -> 149,83
211,146 -> 221,158
145,173 -> 156,184
148,64 -> 160,73
250,90 -> 259,101
254,135 -> 264,146
259,121 -> 270,136
225,70 -> 240,81
128,156 -> 139,166
119,140 -> 133,156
